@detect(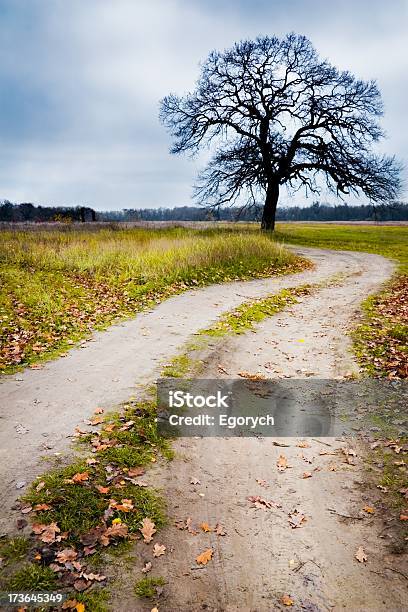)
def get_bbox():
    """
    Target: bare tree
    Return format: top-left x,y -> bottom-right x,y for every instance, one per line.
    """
160,33 -> 401,230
